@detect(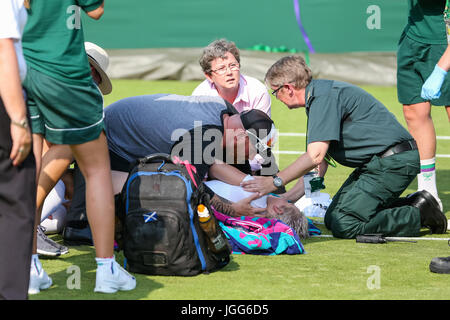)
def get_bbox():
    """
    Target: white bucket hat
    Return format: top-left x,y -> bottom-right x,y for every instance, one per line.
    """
84,42 -> 112,95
